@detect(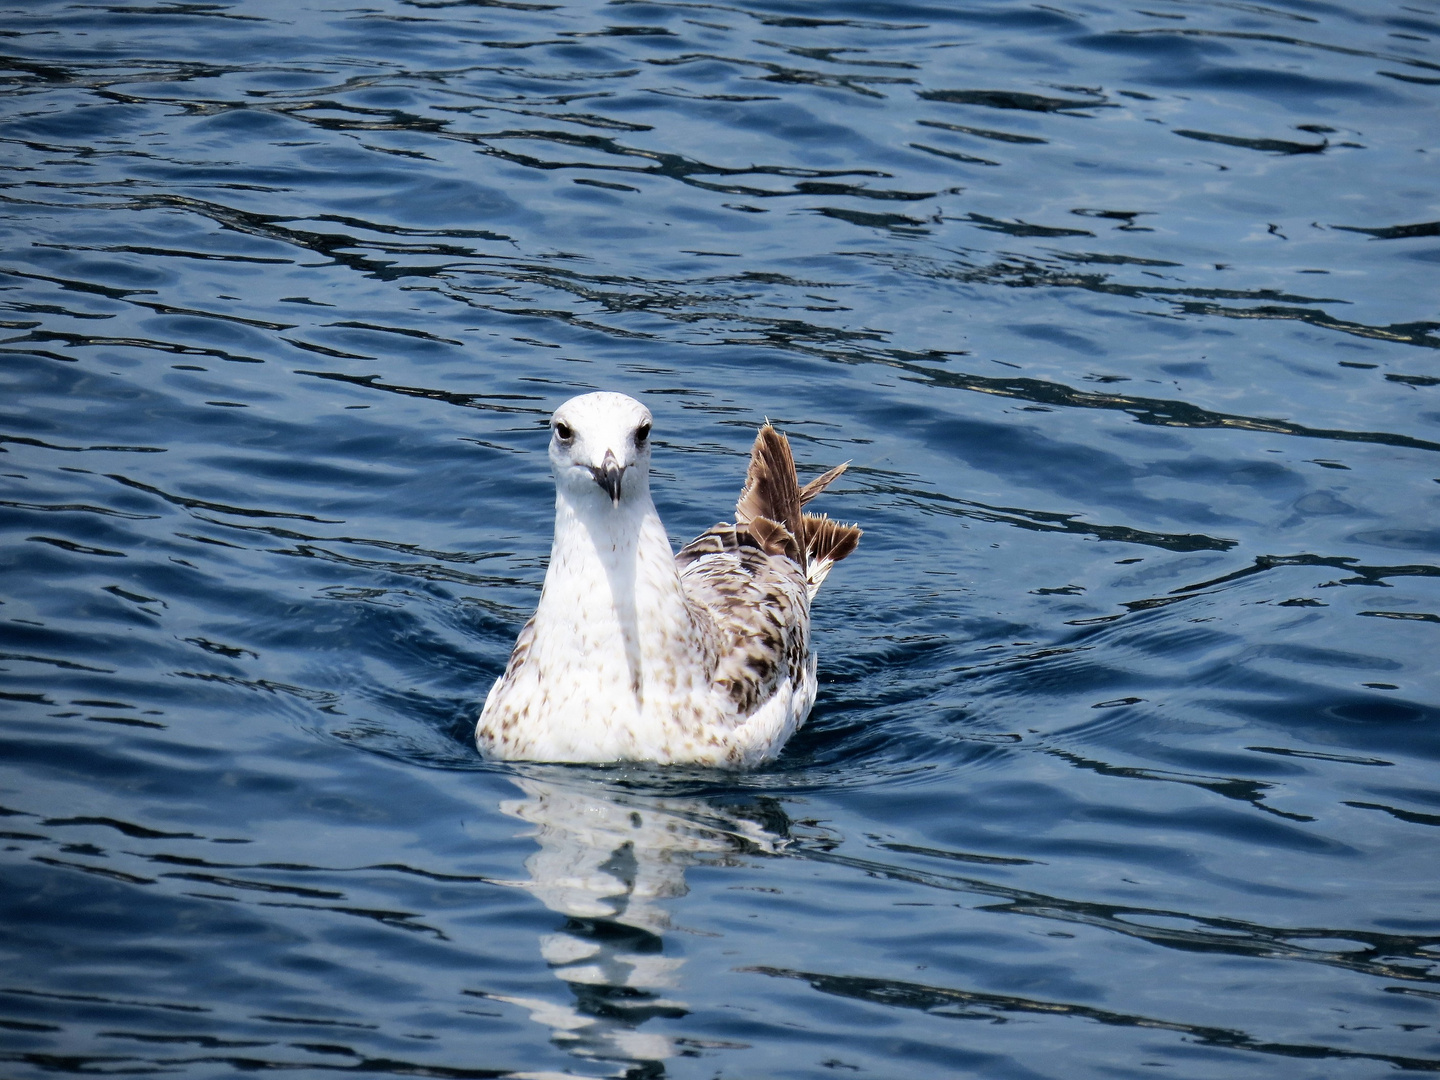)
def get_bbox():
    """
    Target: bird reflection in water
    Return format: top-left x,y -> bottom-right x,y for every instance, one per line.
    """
484,767 -> 787,1076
